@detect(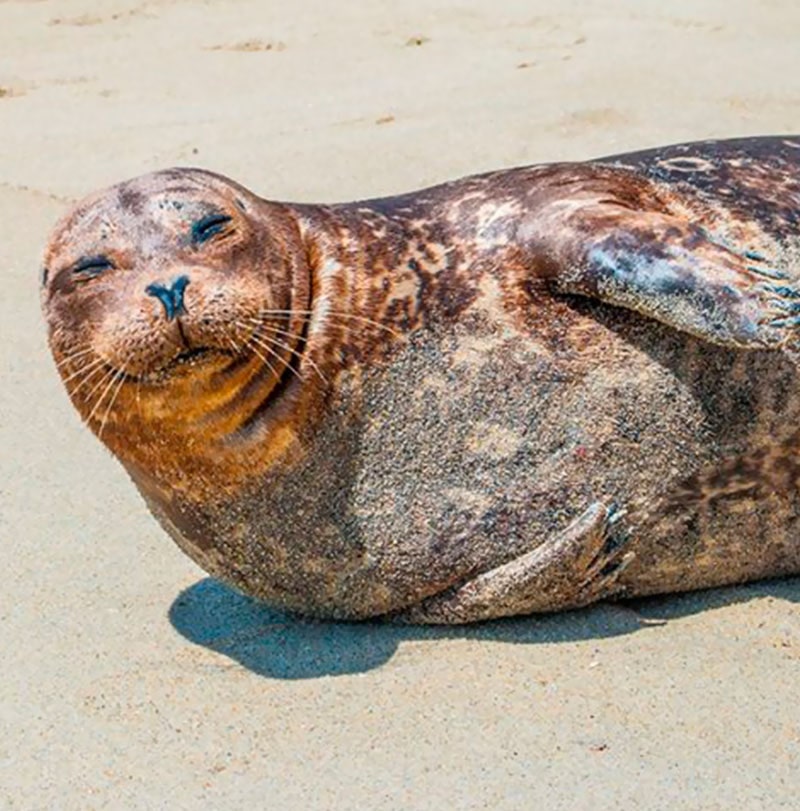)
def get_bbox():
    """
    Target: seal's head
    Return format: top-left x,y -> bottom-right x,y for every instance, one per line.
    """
41,168 -> 311,484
